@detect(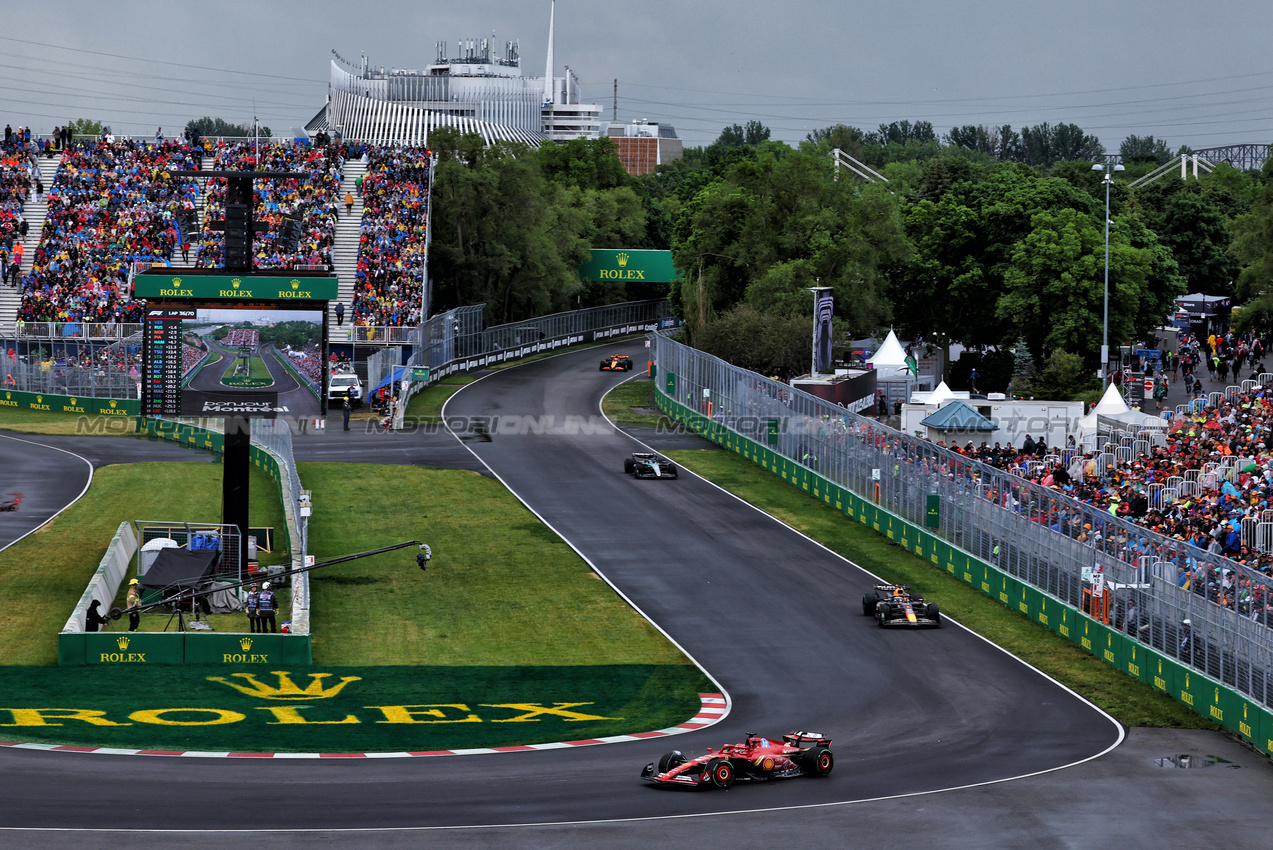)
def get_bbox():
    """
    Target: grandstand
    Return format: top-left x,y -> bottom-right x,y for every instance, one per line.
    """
0,135 -> 433,352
